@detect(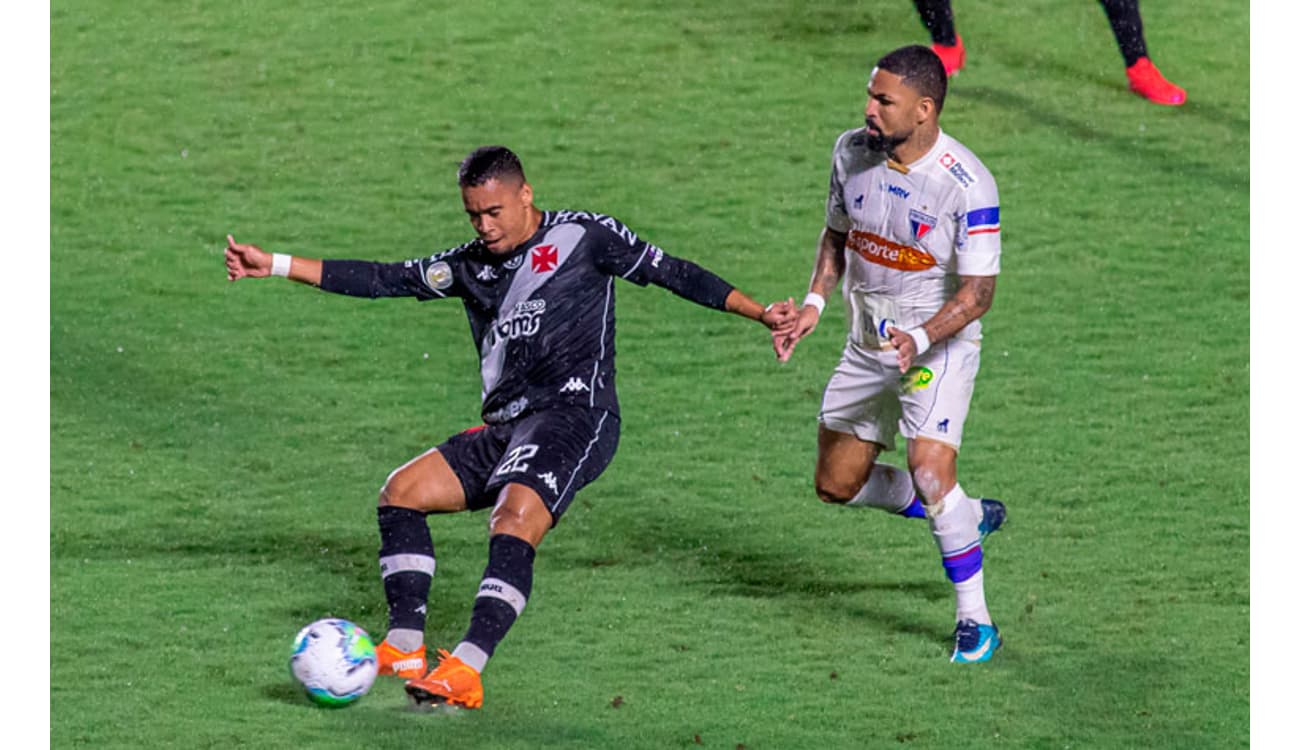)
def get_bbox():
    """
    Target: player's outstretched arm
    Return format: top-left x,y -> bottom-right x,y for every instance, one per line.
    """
225,235 -> 323,286
774,227 -> 846,363
887,274 -> 996,372
725,290 -> 797,331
